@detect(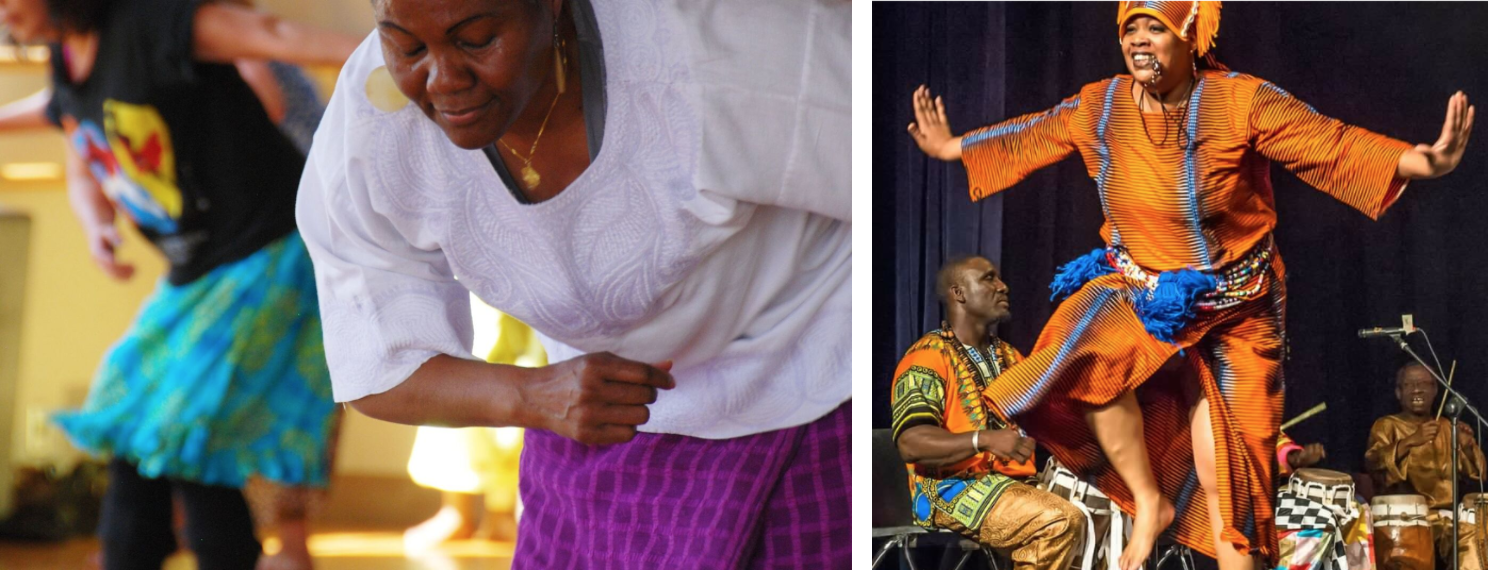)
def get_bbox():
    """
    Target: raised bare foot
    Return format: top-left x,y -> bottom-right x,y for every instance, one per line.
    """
1119,496 -> 1175,570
